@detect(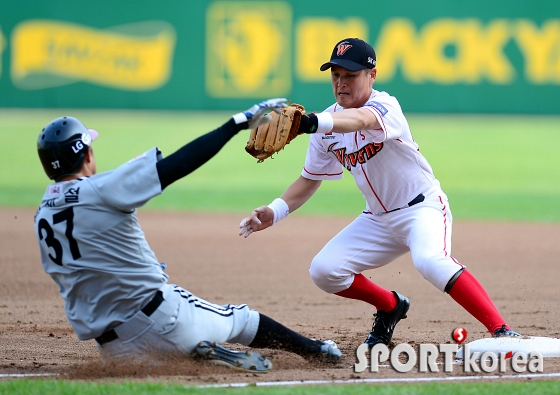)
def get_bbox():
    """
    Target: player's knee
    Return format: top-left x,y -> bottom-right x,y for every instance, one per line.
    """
411,251 -> 432,275
309,258 -> 331,290
411,252 -> 445,286
309,256 -> 346,293
411,251 -> 460,291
